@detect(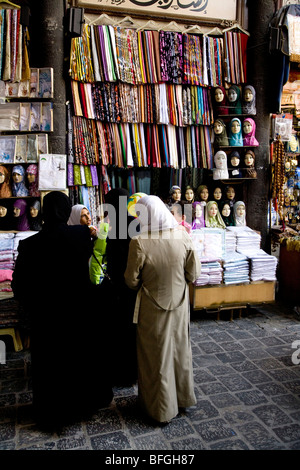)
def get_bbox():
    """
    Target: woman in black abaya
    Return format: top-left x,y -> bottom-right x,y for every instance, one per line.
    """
12,191 -> 113,431
103,188 -> 138,386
